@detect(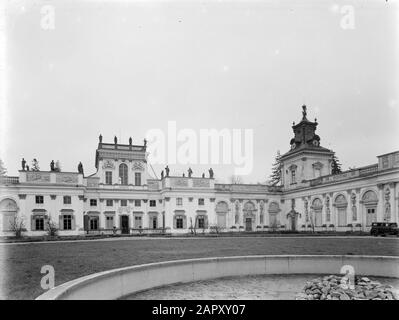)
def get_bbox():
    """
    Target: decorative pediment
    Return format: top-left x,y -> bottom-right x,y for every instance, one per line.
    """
311,198 -> 323,210
132,161 -> 145,171
334,194 -> 348,207
361,190 -> 378,204
268,201 -> 281,213
0,199 -> 18,211
312,161 -> 324,170
102,160 -> 115,170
